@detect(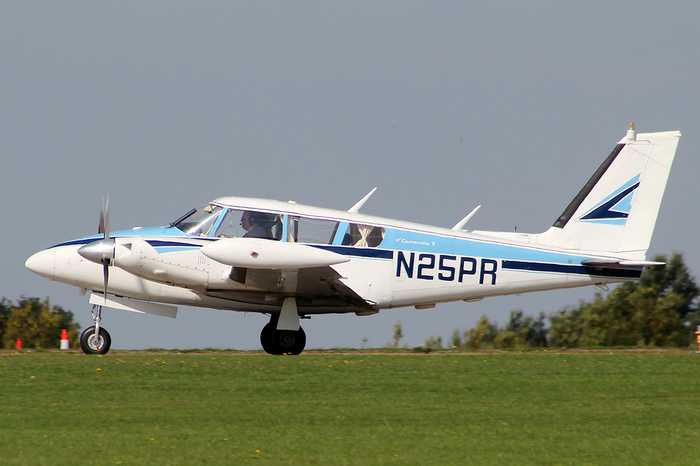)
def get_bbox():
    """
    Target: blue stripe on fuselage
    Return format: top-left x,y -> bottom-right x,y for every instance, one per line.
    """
49,227 -> 184,249
48,227 -> 210,250
319,228 -> 638,280
316,228 -> 591,266
384,228 -> 589,265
